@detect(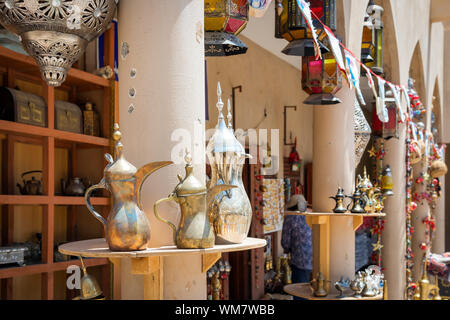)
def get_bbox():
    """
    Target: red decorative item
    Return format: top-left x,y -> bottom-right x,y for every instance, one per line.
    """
288,137 -> 301,166
420,242 -> 427,251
